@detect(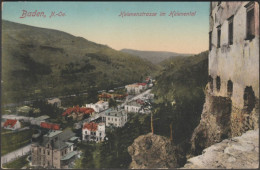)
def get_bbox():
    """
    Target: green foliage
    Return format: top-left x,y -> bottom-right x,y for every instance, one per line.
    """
99,114 -> 150,168
77,114 -> 150,168
121,49 -> 193,64
78,143 -> 96,168
152,51 -> 208,144
1,129 -> 34,155
108,98 -> 117,108
2,154 -> 29,169
86,88 -> 98,104
2,20 -> 156,105
31,100 -> 62,119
